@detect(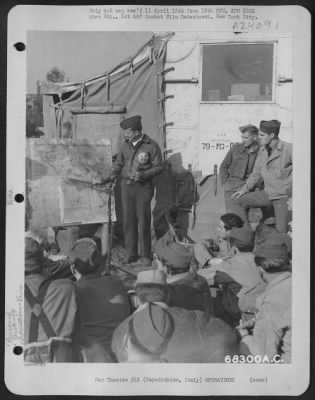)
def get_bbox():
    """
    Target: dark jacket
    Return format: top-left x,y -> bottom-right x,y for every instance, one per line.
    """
220,143 -> 260,191
112,134 -> 163,182
212,252 -> 267,322
75,274 -> 131,351
167,272 -> 213,314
